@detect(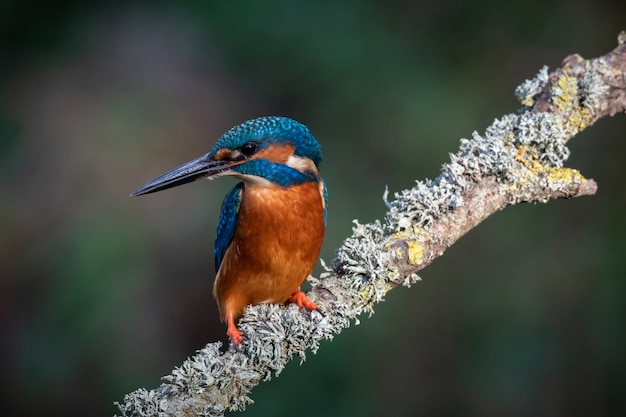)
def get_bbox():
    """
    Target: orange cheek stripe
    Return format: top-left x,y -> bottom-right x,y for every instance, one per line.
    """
253,144 -> 295,163
215,148 -> 232,160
